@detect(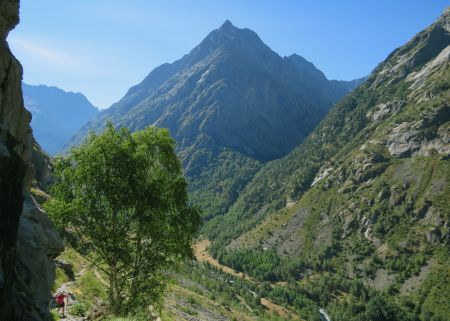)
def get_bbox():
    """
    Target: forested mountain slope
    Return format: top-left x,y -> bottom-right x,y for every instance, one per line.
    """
203,8 -> 450,321
70,20 -> 358,219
